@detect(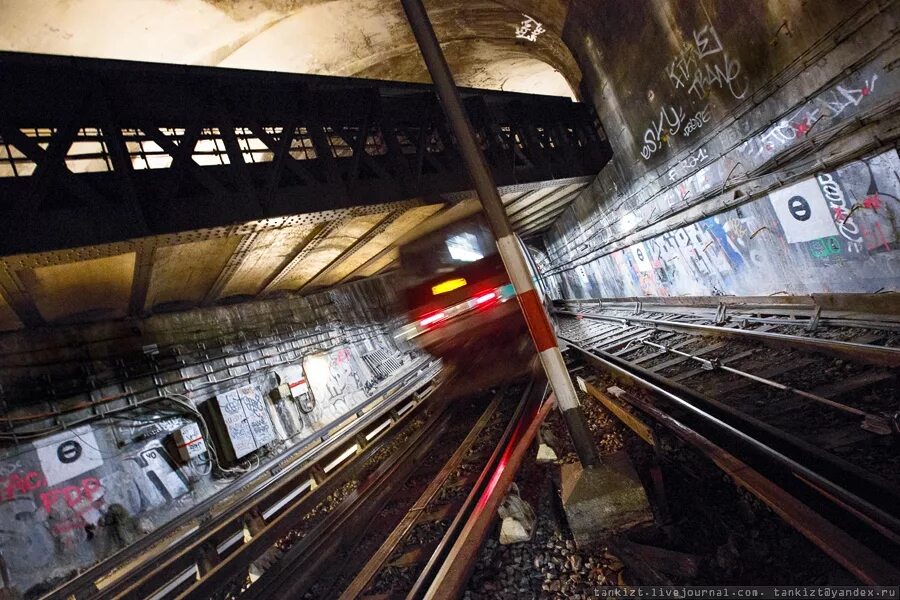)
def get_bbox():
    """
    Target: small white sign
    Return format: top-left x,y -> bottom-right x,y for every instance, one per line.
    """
769,178 -> 838,243
35,425 -> 105,485
630,242 -> 654,272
